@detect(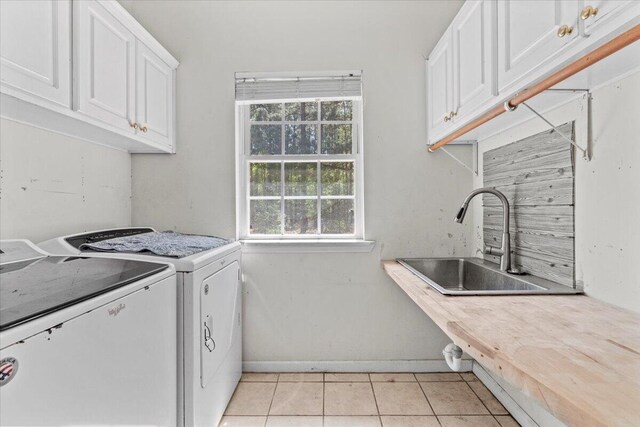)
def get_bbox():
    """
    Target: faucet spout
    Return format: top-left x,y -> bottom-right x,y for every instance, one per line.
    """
454,204 -> 468,223
454,187 -> 517,273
